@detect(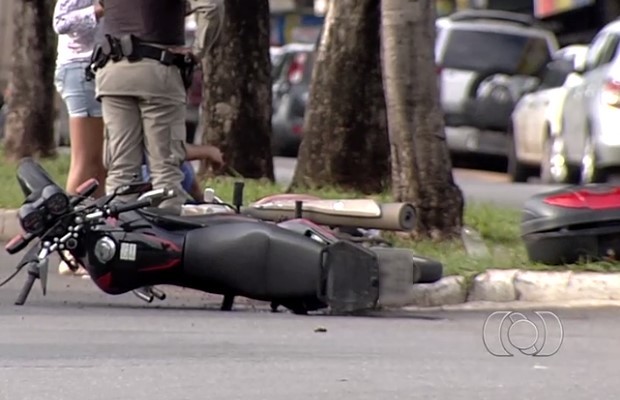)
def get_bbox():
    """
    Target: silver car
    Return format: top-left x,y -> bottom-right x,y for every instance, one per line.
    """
436,10 -> 558,162
559,20 -> 620,183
